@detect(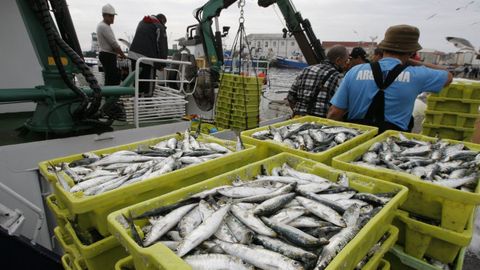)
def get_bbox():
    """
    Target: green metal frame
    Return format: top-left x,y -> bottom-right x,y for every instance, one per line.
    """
197,0 -> 325,75
0,0 -> 134,134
